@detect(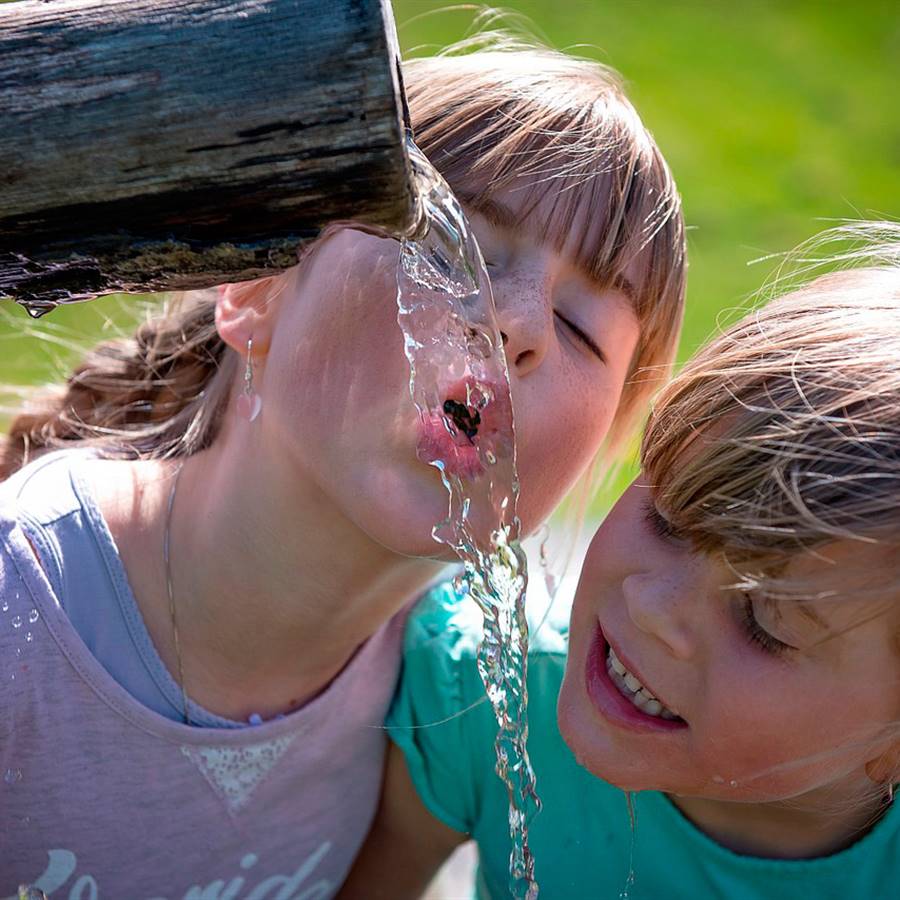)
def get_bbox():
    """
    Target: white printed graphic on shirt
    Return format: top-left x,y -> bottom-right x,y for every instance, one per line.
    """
7,843 -> 334,900
180,735 -> 296,813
